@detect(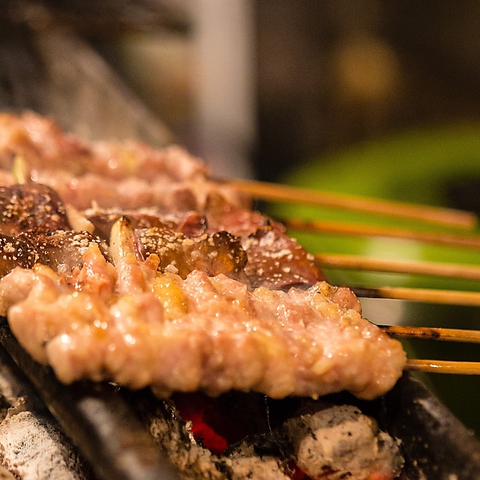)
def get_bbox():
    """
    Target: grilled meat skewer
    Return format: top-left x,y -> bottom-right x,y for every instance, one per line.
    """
0,112 -> 407,480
